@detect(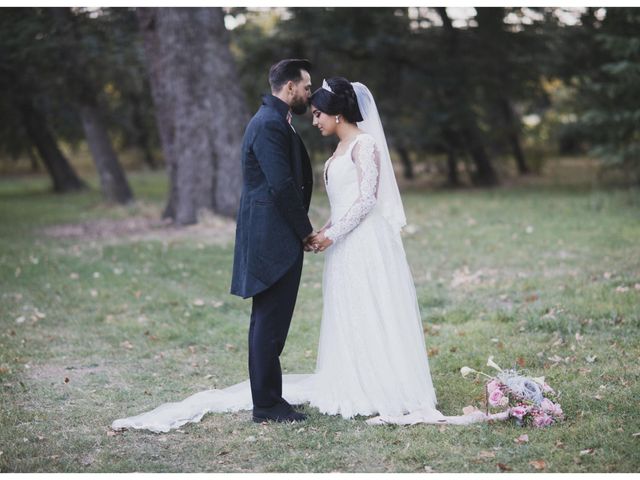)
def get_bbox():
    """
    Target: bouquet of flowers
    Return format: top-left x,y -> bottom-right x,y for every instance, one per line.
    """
460,356 -> 564,428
